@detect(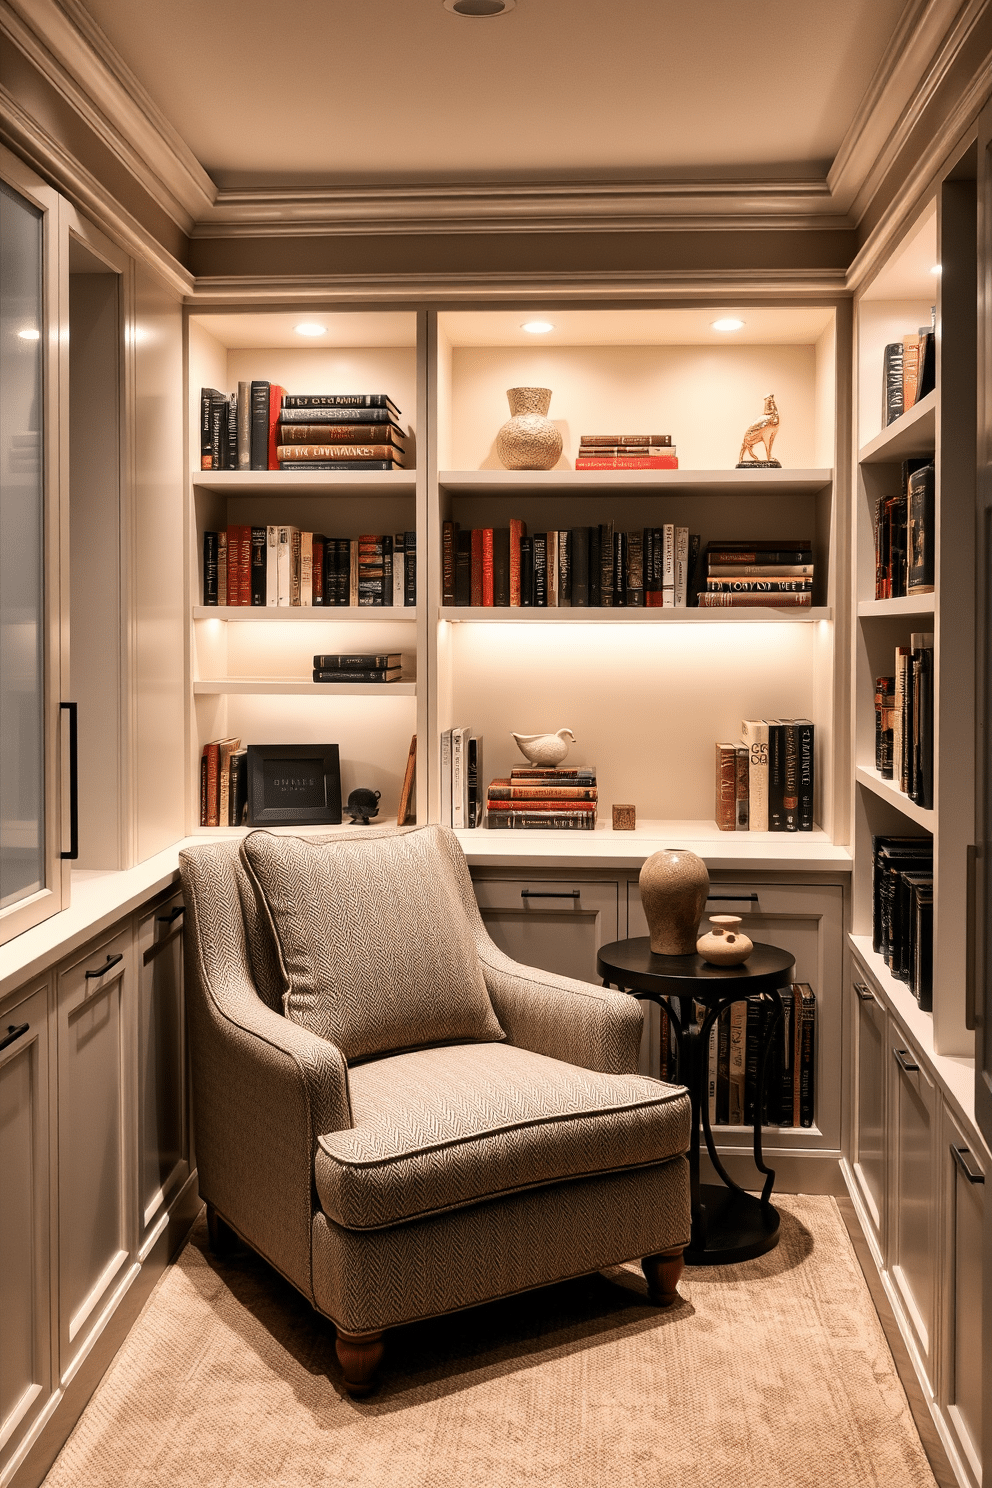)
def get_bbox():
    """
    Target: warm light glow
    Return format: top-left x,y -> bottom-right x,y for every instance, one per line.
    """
930,264 -> 942,276
521,320 -> 554,334
711,318 -> 745,332
295,322 -> 327,337
17,328 -> 40,340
